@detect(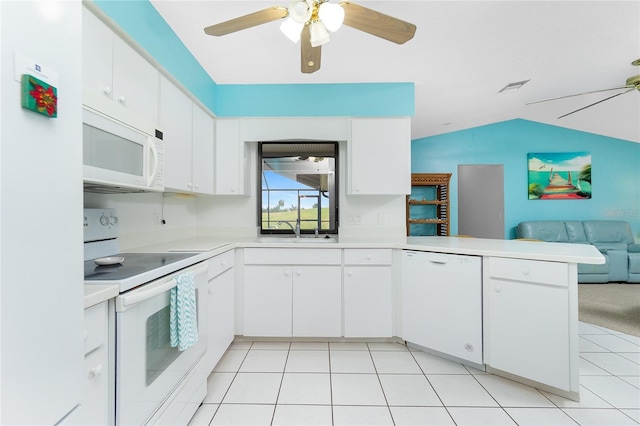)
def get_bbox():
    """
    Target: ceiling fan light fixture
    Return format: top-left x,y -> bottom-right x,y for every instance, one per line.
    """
289,0 -> 313,24
318,2 -> 344,32
309,20 -> 330,47
280,17 -> 303,43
